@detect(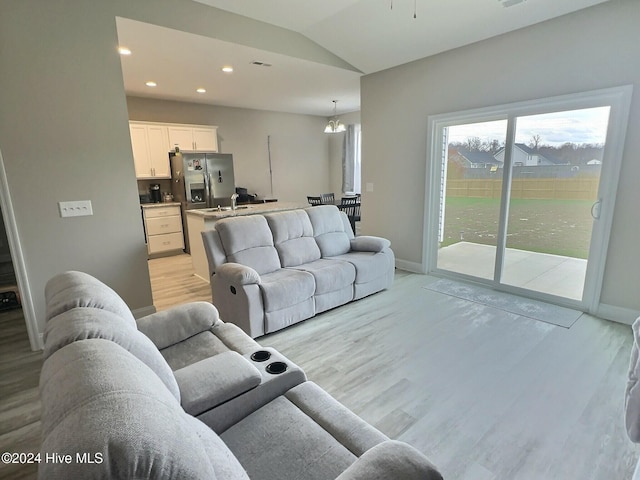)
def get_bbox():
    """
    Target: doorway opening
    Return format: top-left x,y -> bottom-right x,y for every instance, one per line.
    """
0,147 -> 40,350
0,207 -> 22,312
426,86 -> 632,312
